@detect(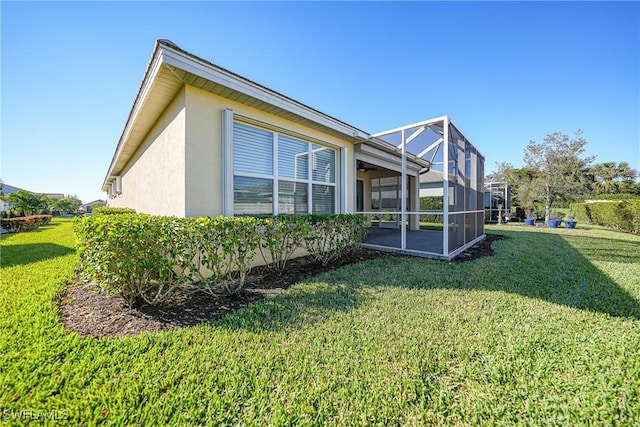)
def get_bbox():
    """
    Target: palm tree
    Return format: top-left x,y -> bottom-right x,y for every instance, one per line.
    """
591,162 -> 638,194
6,190 -> 50,216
